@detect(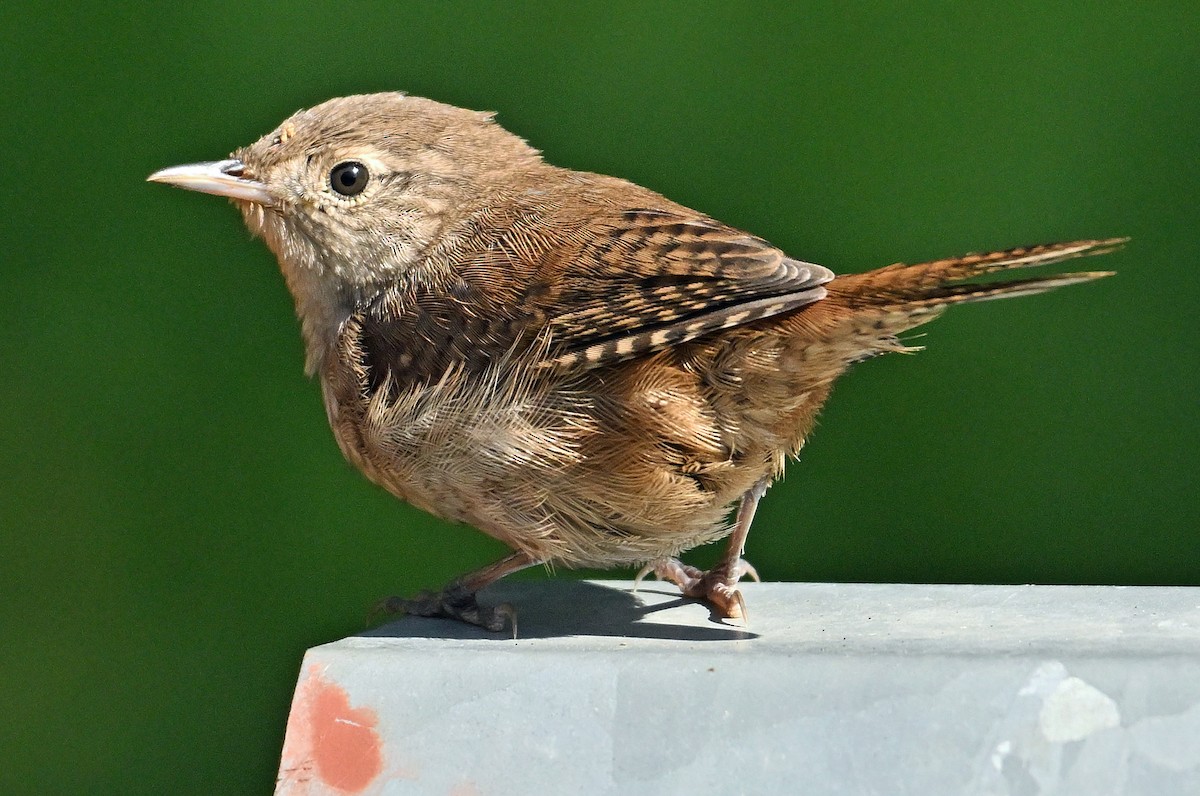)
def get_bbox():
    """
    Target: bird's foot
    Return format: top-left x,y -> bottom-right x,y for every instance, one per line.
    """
634,557 -> 760,621
372,583 -> 517,635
